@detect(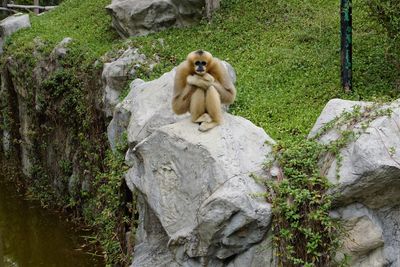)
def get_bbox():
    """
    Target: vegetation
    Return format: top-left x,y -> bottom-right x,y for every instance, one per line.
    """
1,0 -> 398,265
366,0 -> 400,78
266,139 -> 341,266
